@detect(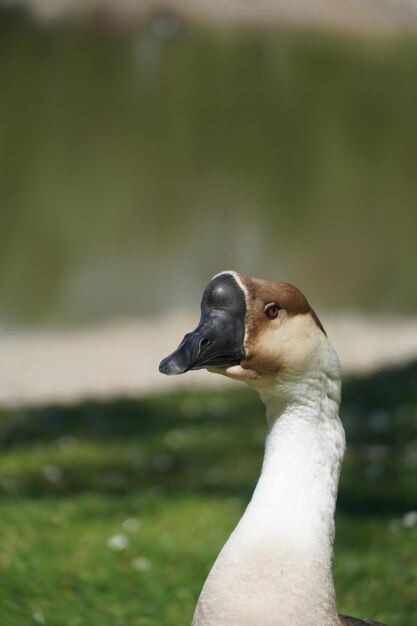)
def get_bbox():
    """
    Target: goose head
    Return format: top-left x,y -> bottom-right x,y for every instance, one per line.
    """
159,271 -> 336,395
